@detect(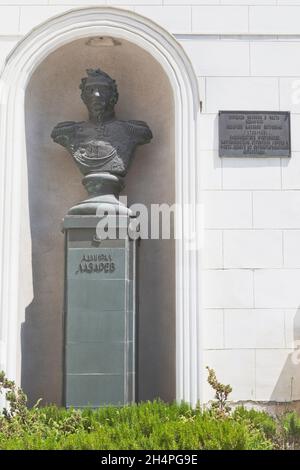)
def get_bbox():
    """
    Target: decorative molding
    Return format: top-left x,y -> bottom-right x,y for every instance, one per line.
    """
0,7 -> 201,406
